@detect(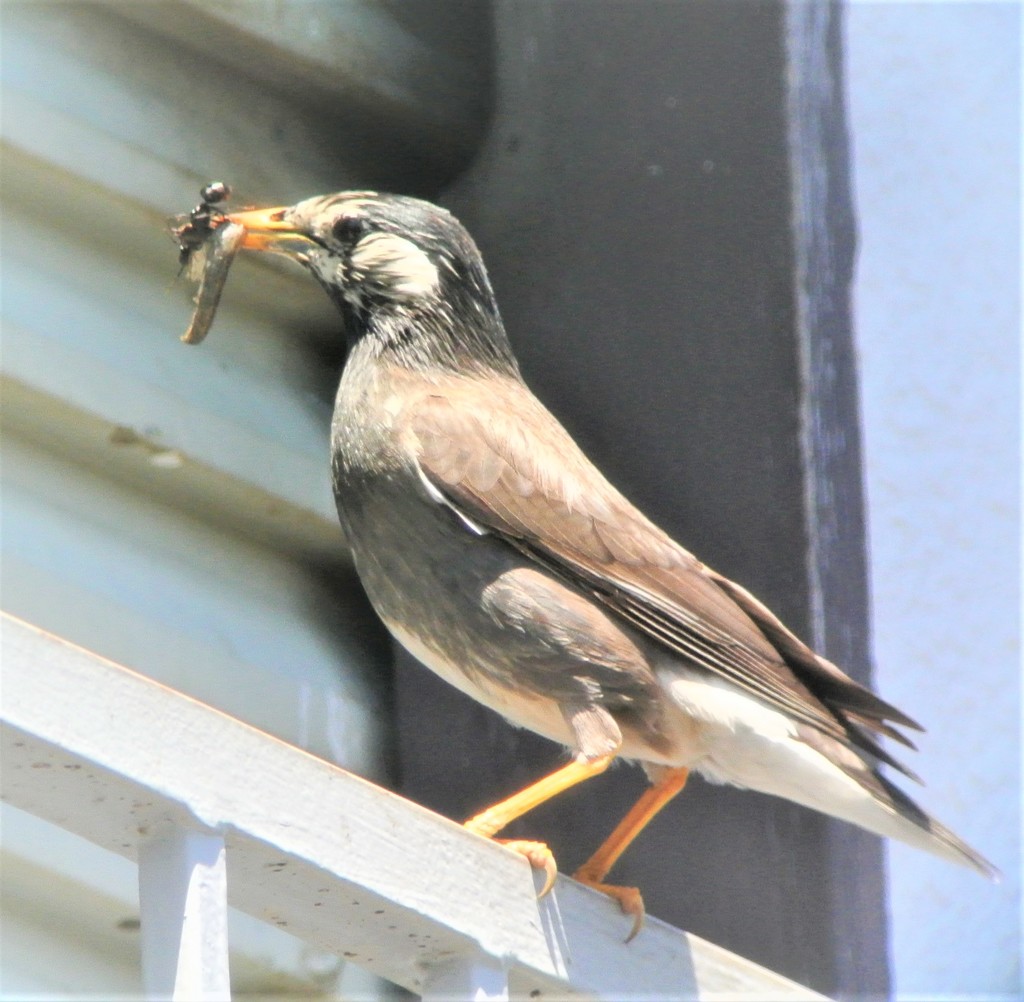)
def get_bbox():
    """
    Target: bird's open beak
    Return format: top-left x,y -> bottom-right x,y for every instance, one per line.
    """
225,206 -> 313,254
